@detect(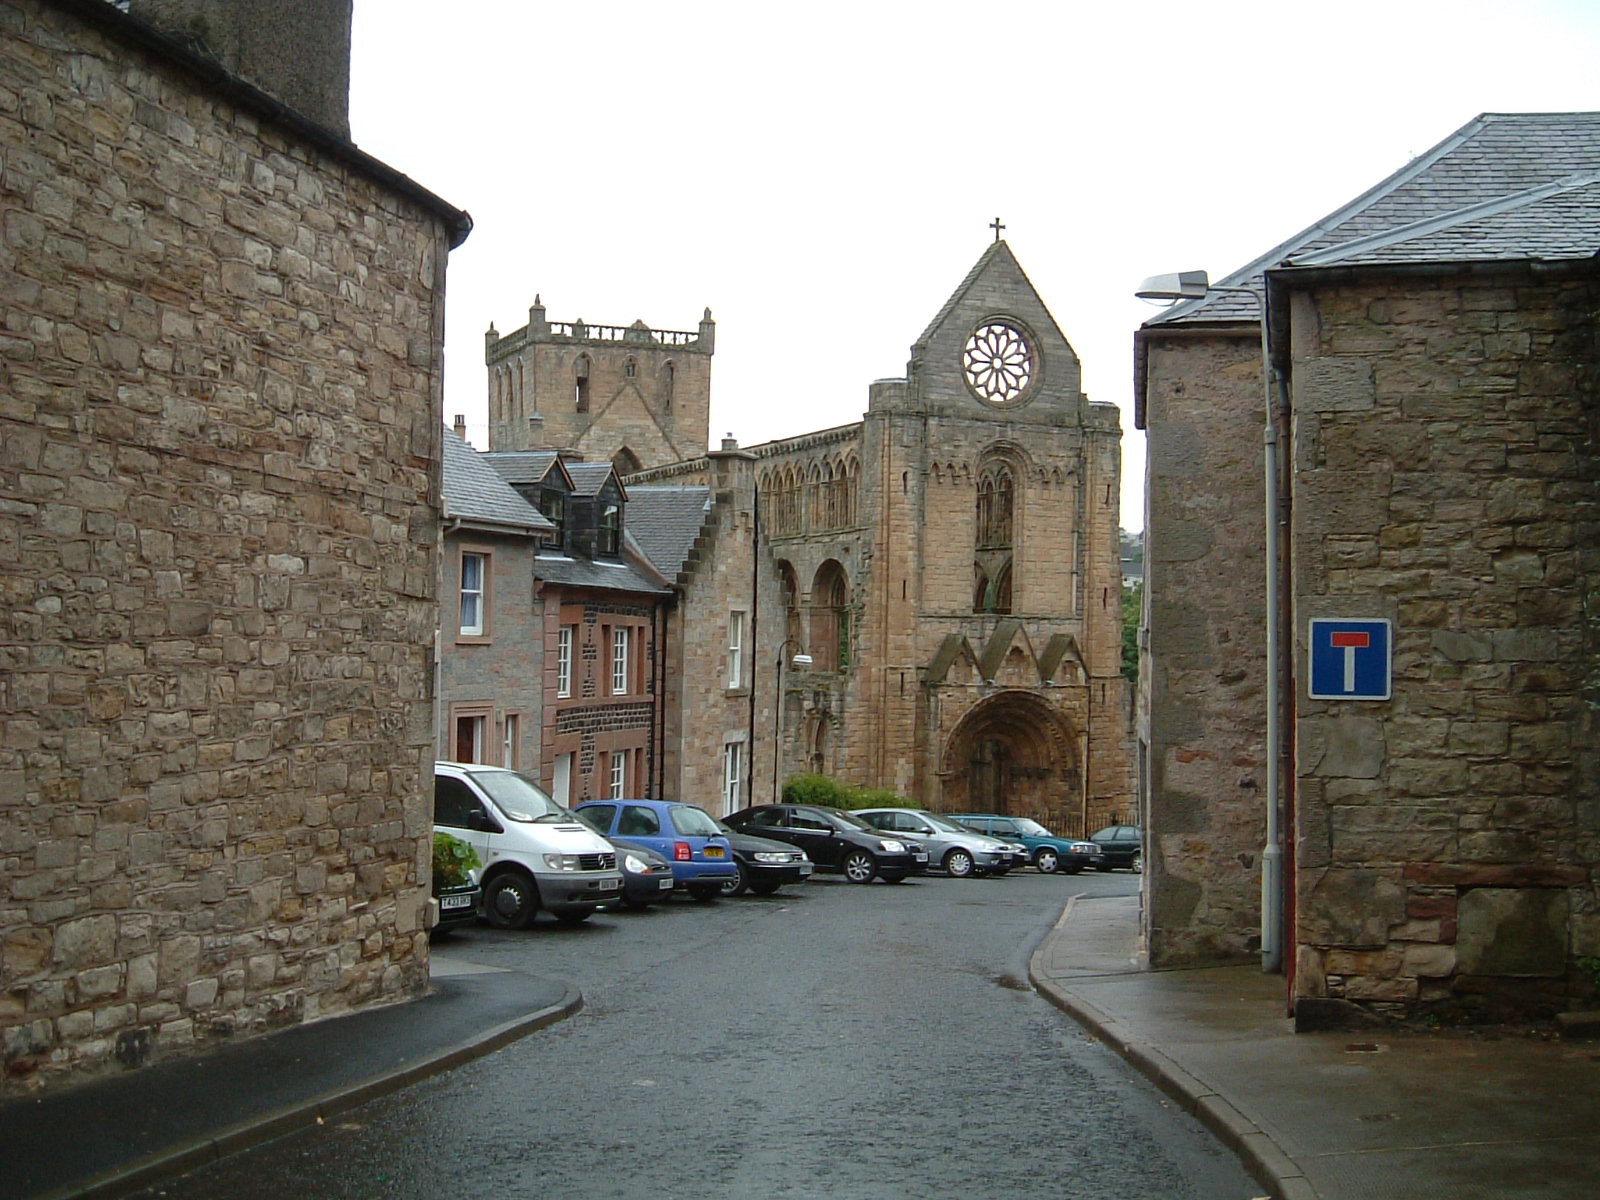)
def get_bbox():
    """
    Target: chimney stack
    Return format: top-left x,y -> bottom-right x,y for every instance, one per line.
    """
131,0 -> 353,139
